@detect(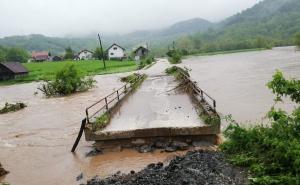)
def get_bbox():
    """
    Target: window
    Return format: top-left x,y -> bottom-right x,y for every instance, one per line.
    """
113,47 -> 118,50
110,53 -> 114,56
